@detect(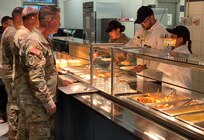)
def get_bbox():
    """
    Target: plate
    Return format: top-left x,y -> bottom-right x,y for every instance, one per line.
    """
120,66 -> 135,70
101,58 -> 111,62
121,60 -> 131,66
